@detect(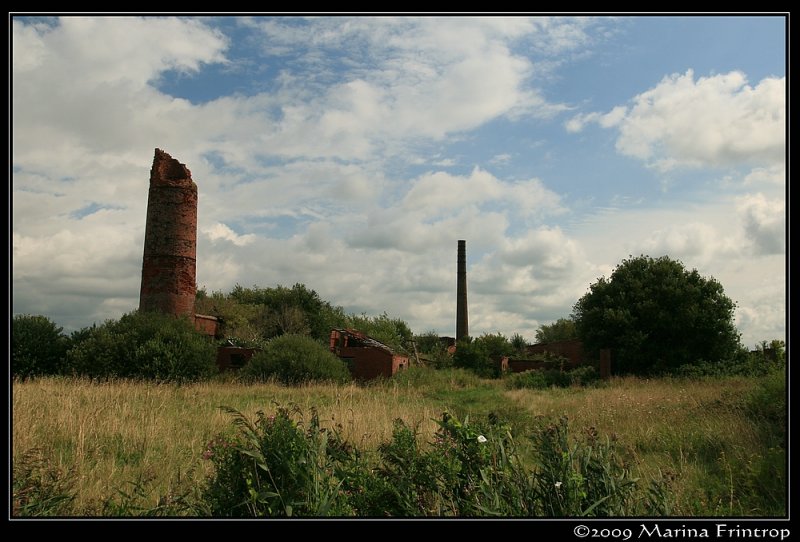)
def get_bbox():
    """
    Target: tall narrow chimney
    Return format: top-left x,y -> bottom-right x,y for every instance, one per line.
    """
456,239 -> 469,341
139,149 -> 198,317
